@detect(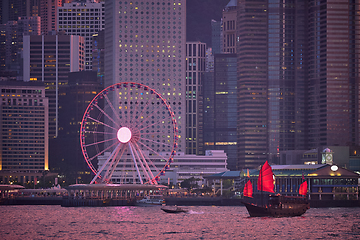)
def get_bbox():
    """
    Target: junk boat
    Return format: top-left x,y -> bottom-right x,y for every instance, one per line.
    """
242,161 -> 310,217
161,206 -> 188,213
